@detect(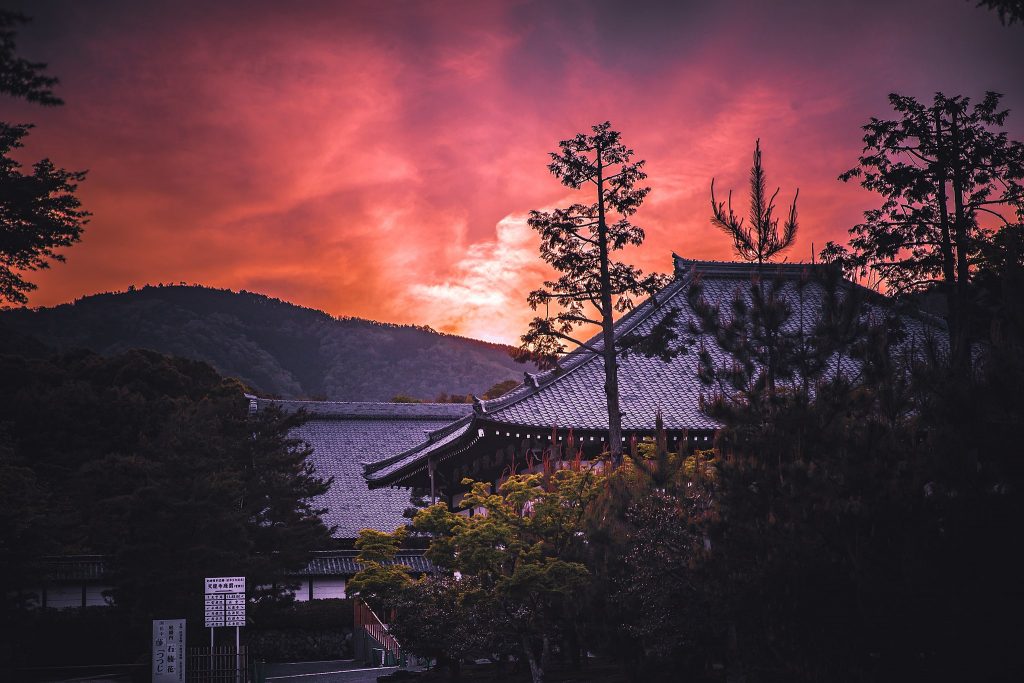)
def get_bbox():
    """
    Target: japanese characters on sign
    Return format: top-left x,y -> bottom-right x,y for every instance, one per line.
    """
204,576 -> 245,594
152,619 -> 186,683
204,577 -> 245,628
